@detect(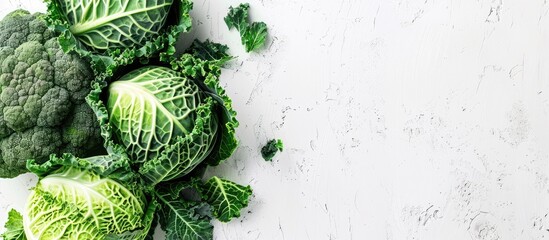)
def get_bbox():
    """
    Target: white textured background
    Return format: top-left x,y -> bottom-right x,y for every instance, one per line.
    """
2,0 -> 549,239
